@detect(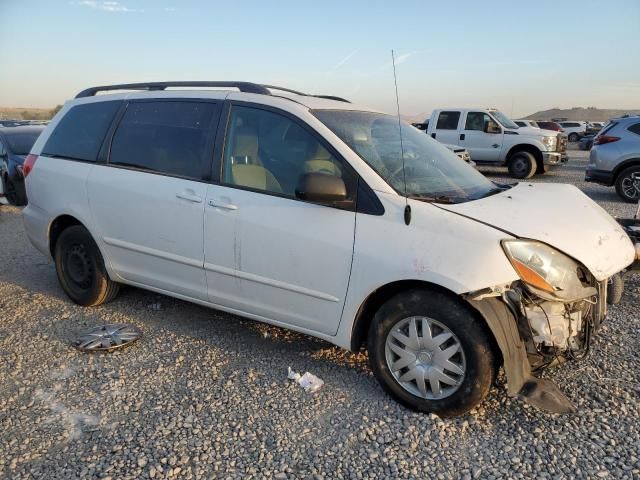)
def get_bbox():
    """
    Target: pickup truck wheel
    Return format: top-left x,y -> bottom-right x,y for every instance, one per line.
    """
368,289 -> 496,417
507,151 -> 537,179
535,161 -> 548,174
54,225 -> 120,306
615,166 -> 640,203
568,133 -> 579,142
